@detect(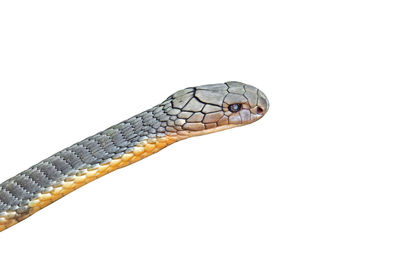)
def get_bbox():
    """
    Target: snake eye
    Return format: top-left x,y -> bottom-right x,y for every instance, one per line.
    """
228,103 -> 242,113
